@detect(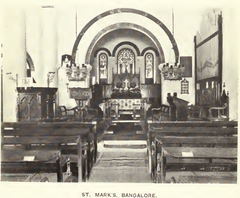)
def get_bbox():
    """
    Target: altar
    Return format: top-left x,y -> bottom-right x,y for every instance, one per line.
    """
110,98 -> 142,119
98,69 -> 153,120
